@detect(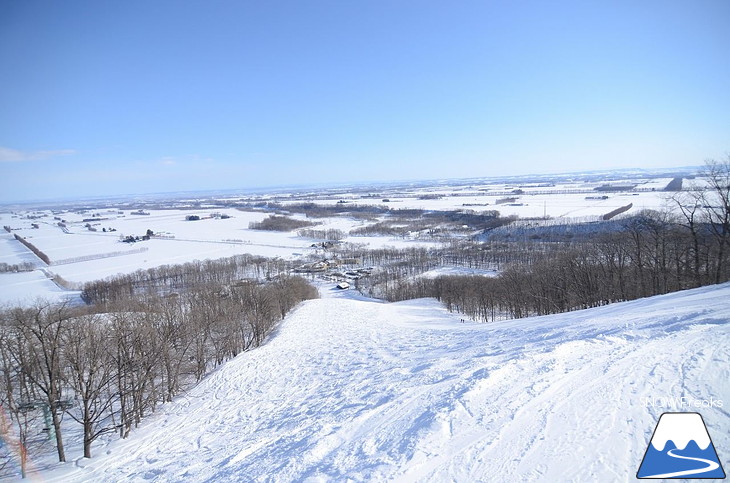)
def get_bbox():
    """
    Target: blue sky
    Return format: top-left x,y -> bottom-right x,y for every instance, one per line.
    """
1,1 -> 728,202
